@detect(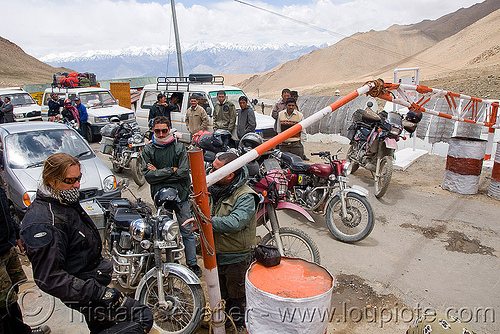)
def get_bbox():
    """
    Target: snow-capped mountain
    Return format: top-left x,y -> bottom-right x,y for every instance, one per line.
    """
41,43 -> 322,79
